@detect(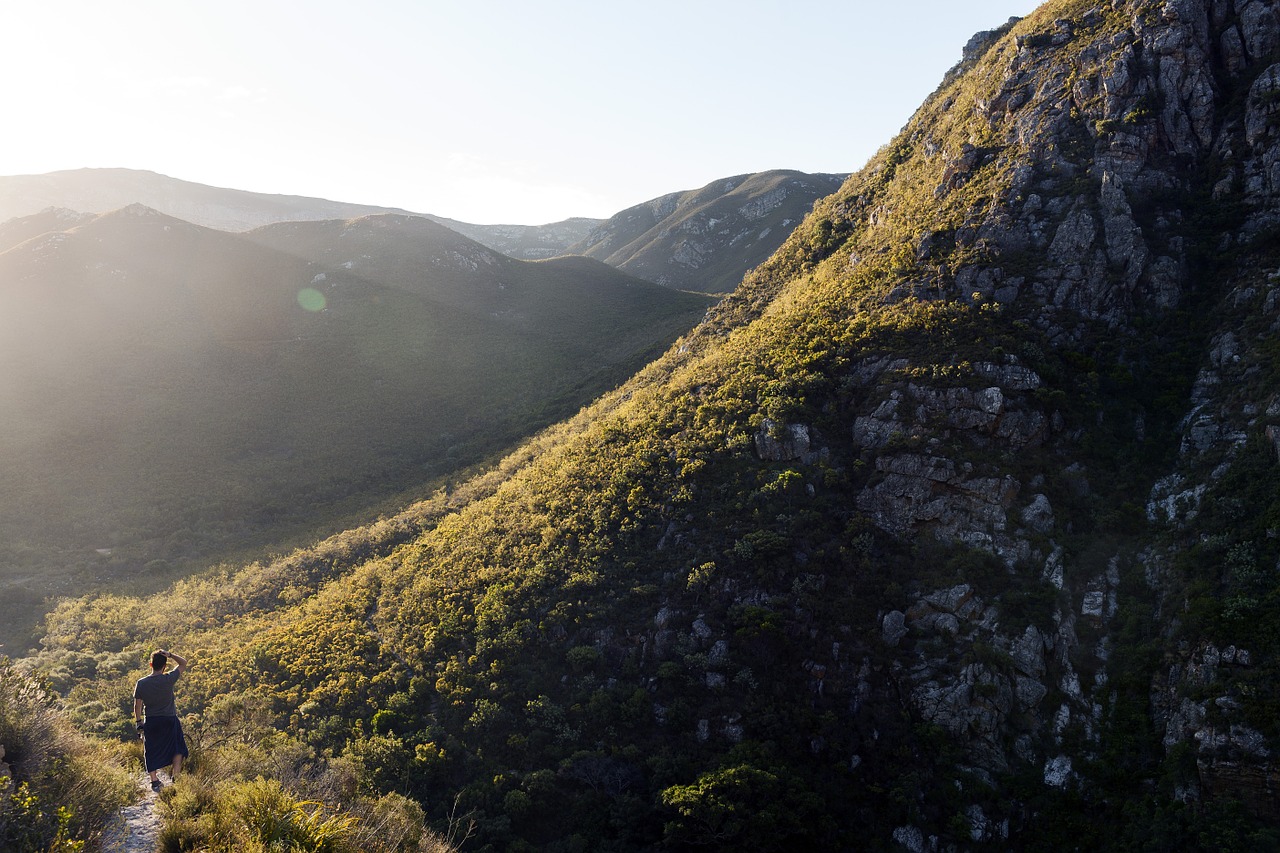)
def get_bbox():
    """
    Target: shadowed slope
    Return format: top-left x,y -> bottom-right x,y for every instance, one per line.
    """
0,206 -> 709,652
